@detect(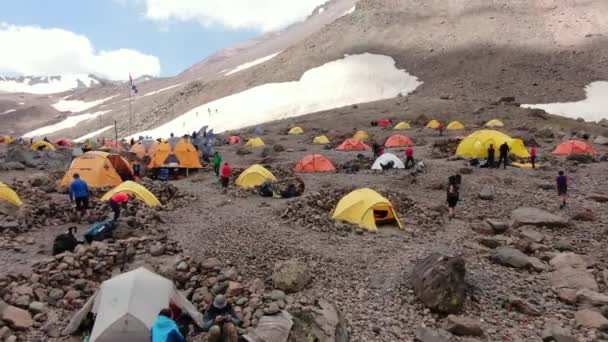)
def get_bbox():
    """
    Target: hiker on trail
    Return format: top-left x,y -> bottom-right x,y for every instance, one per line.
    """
108,192 -> 129,221
151,308 -> 184,342
213,152 -> 222,177
130,138 -> 135,146
497,142 -> 510,169
446,174 -> 461,219
203,295 -> 240,342
405,145 -> 415,169
133,161 -> 141,178
69,173 -> 89,214
192,131 -> 198,140
487,144 -> 495,168
170,133 -> 175,138
530,146 -> 538,169
438,122 -> 446,136
220,162 -> 232,193
556,171 -> 570,209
